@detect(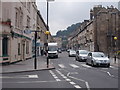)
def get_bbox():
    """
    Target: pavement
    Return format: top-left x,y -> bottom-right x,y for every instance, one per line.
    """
110,57 -> 119,67
0,56 -> 55,74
